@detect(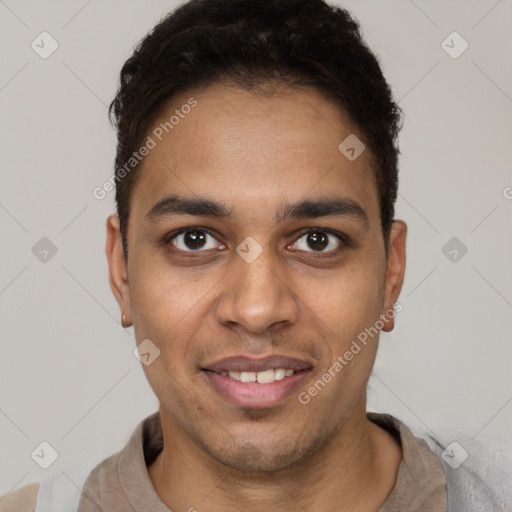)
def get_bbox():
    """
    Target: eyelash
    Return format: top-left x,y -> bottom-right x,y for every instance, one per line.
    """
163,226 -> 350,256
